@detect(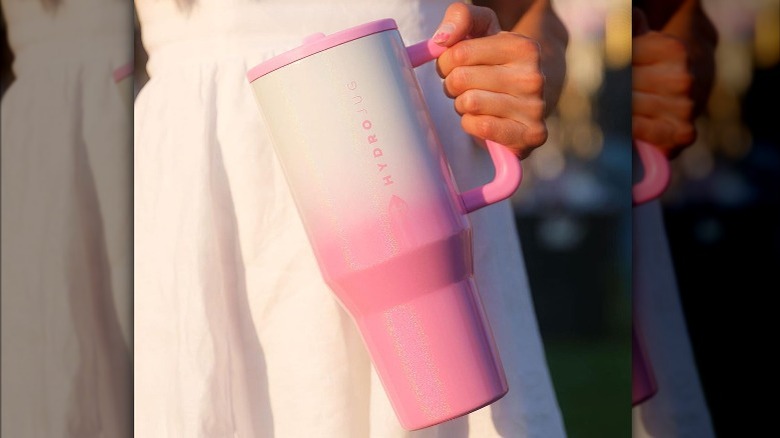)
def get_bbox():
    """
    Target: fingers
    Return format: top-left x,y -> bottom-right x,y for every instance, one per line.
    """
633,63 -> 693,95
633,115 -> 696,155
443,64 -> 545,98
437,32 -> 541,77
633,91 -> 694,120
432,2 -> 502,47
454,89 -> 545,122
632,24 -> 697,155
431,4 -> 545,156
632,31 -> 688,65
435,33 -> 546,155
461,114 -> 548,157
